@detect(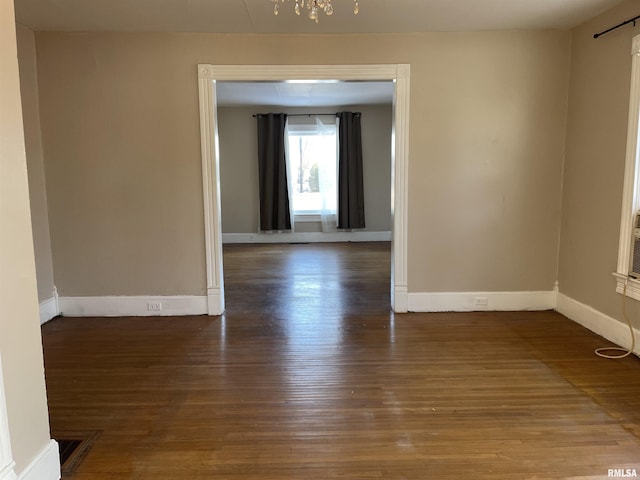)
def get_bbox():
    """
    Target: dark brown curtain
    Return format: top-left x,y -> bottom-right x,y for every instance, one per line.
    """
256,113 -> 291,231
337,112 -> 365,229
